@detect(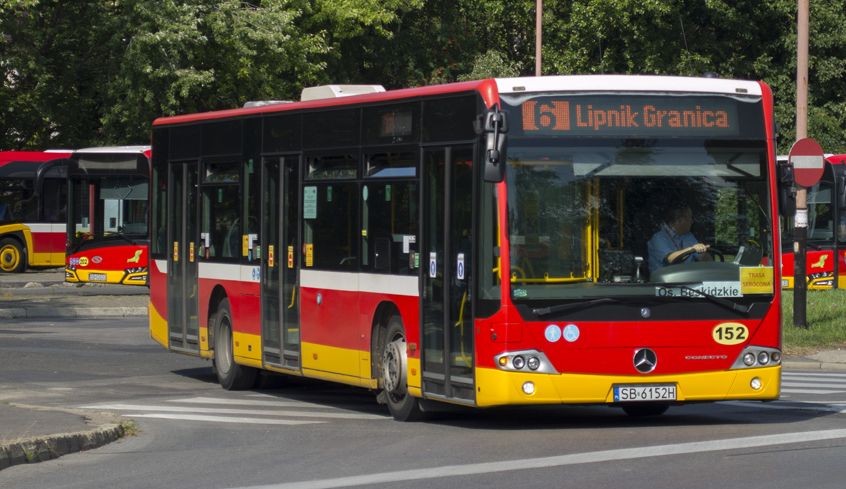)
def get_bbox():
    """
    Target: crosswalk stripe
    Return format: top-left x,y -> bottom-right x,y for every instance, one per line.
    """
783,372 -> 846,379
782,382 -> 846,389
80,403 -> 387,420
126,413 -> 322,425
781,388 -> 845,395
168,397 -> 329,408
